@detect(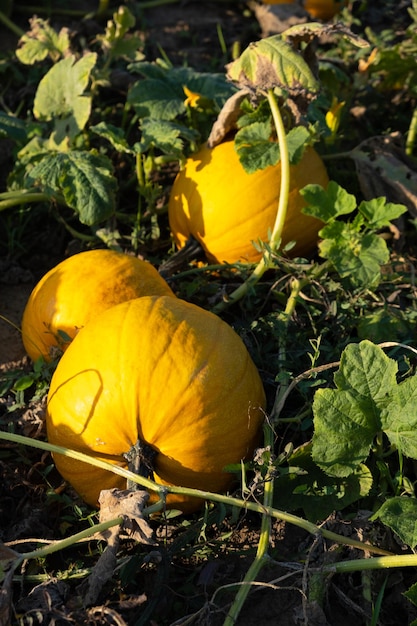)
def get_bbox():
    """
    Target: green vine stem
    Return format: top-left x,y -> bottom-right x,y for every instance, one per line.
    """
212,88 -> 290,314
0,10 -> 24,37
0,190 -> 51,211
406,107 -> 417,156
0,432 -> 393,557
223,422 -> 276,626
15,517 -> 123,563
